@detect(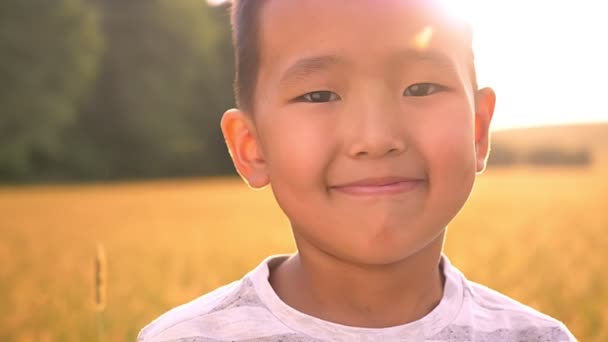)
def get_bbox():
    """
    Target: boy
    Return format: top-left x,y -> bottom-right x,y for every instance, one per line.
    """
139,0 -> 576,341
